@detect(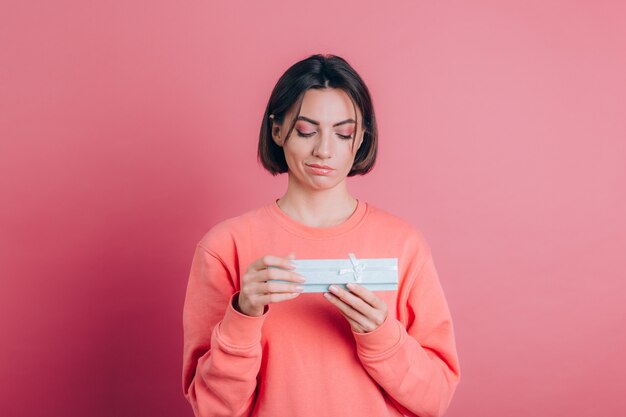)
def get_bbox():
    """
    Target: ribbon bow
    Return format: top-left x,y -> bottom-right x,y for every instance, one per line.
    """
338,252 -> 365,283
